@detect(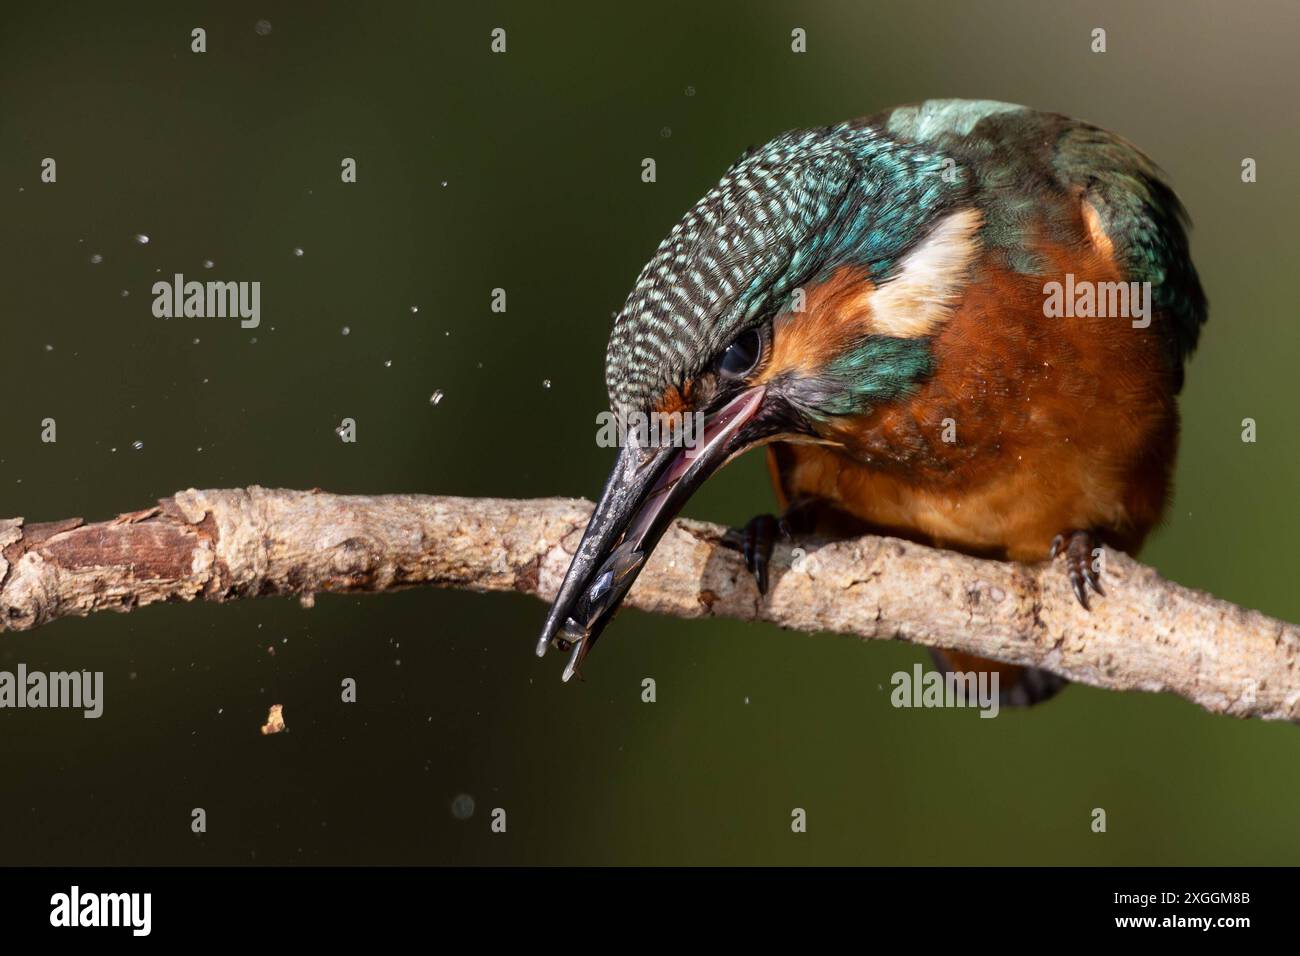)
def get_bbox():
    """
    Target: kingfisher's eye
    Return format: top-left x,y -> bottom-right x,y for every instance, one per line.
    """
717,328 -> 763,378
